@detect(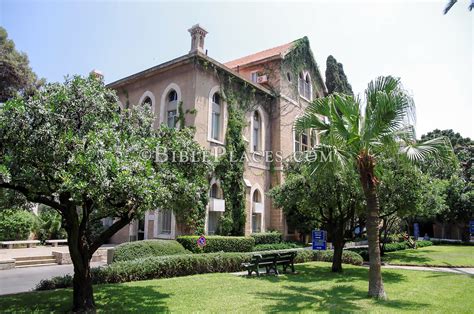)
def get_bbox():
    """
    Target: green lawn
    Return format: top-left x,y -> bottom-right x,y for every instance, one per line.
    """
384,245 -> 474,267
1,262 -> 474,313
